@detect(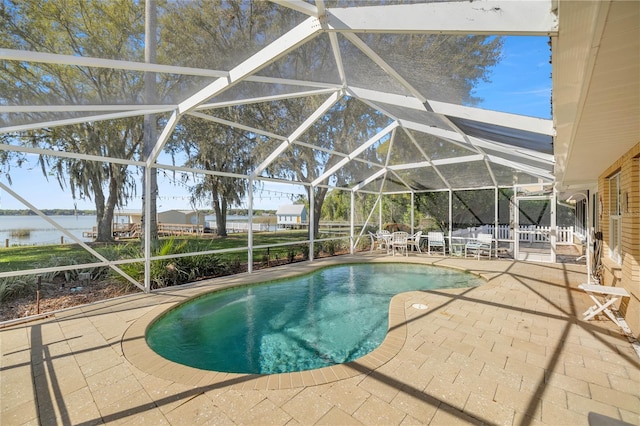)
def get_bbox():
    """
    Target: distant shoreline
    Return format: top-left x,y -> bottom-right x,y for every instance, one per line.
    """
0,208 -> 276,216
0,209 -> 97,216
